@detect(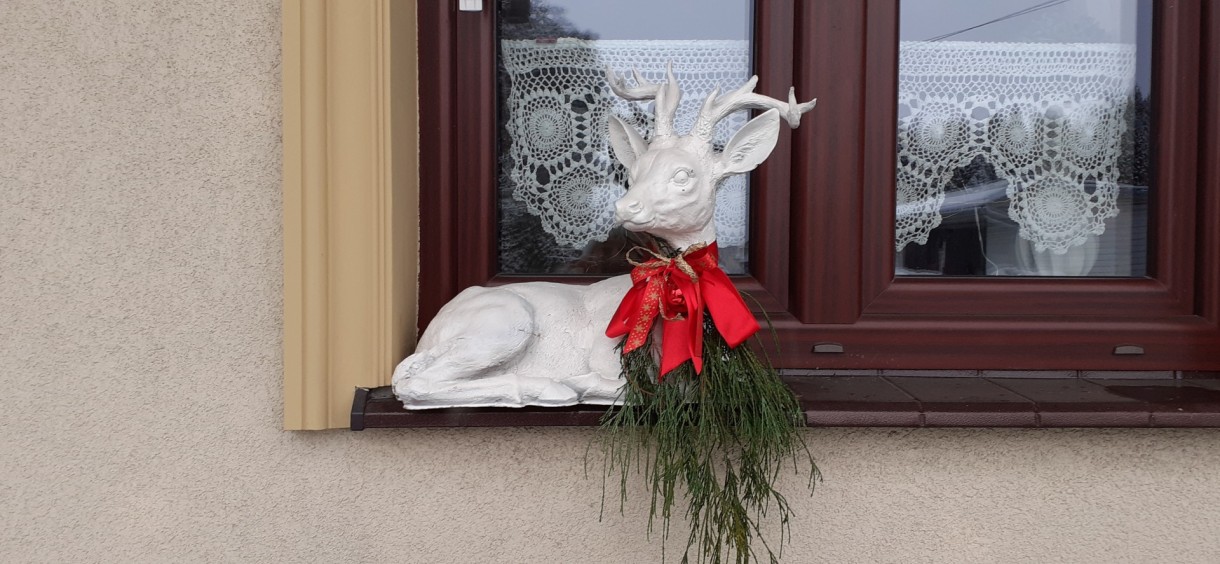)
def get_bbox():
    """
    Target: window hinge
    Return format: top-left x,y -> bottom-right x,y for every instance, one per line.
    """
1113,345 -> 1145,355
